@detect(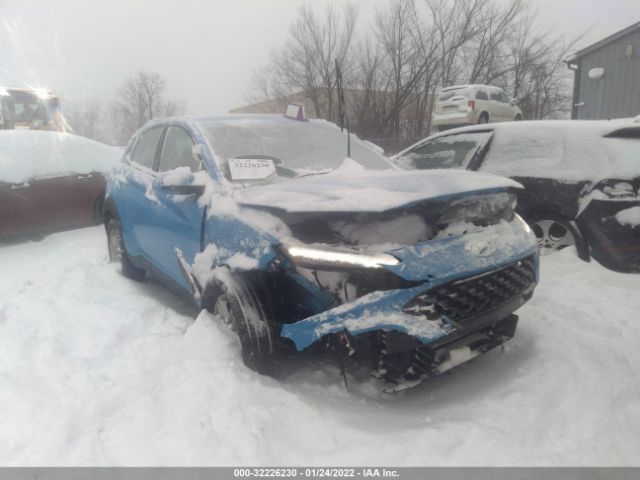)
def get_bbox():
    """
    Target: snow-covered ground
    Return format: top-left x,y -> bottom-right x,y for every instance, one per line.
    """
1,226 -> 639,466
